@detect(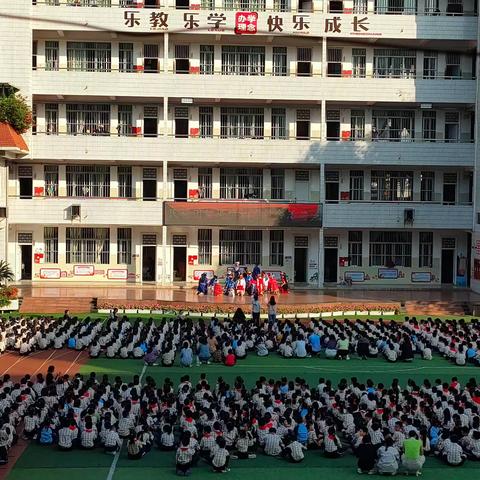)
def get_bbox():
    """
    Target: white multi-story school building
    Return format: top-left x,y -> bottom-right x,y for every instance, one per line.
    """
0,0 -> 479,288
